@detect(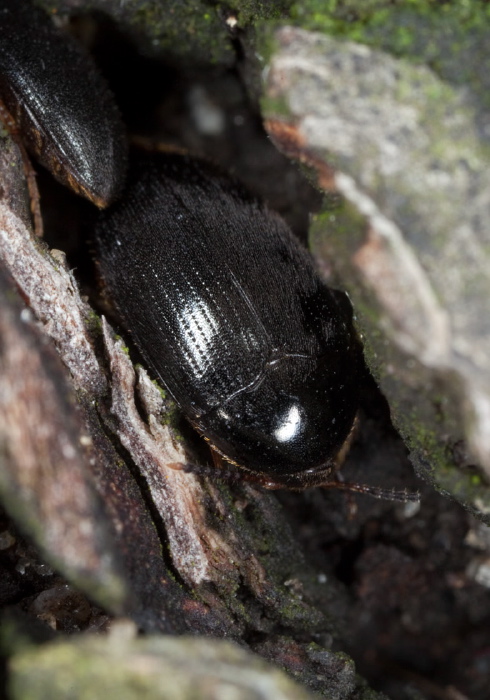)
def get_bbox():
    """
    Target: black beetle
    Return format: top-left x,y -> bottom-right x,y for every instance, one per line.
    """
0,0 -> 127,209
95,151 -> 365,490
0,5 -> 415,500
